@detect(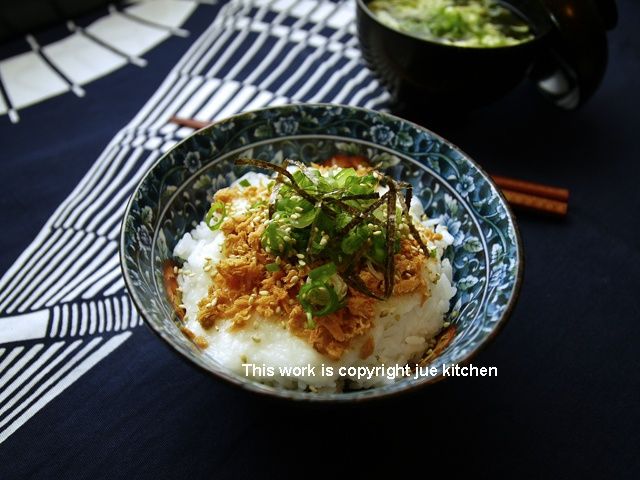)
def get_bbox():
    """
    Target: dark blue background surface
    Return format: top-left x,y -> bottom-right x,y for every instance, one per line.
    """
0,1 -> 639,478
